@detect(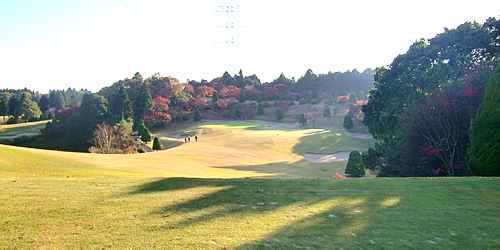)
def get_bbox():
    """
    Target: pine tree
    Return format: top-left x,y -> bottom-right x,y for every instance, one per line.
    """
134,83 -> 153,119
152,137 -> 161,151
276,108 -> 284,121
212,90 -> 219,101
137,119 -> 146,137
113,85 -> 134,121
141,127 -> 152,143
470,63 -> 500,176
